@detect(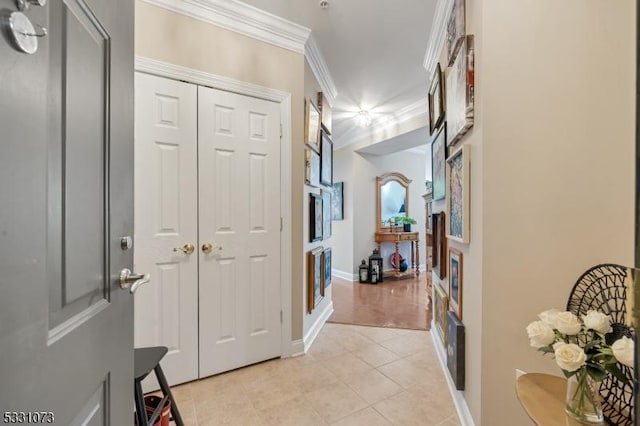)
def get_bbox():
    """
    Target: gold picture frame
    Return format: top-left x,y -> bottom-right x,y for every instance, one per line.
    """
434,281 -> 449,346
307,247 -> 324,313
